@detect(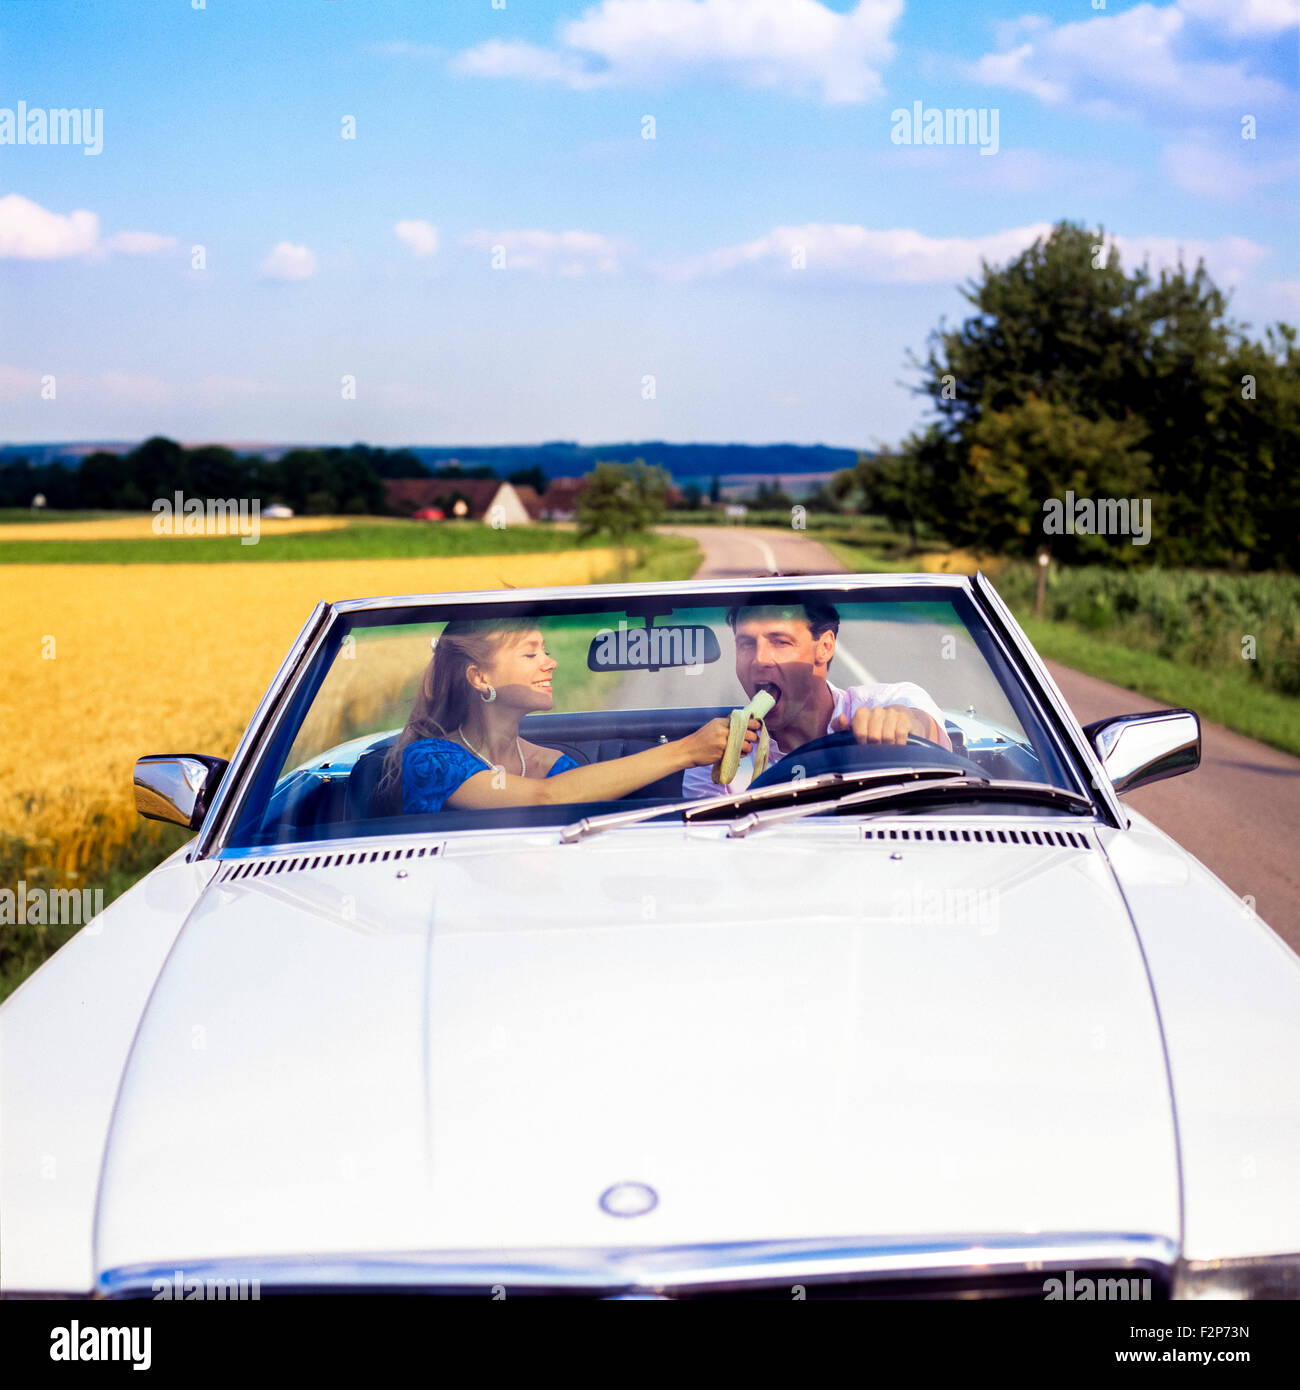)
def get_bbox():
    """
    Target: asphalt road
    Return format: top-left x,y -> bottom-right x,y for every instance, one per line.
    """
664,524 -> 1300,954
